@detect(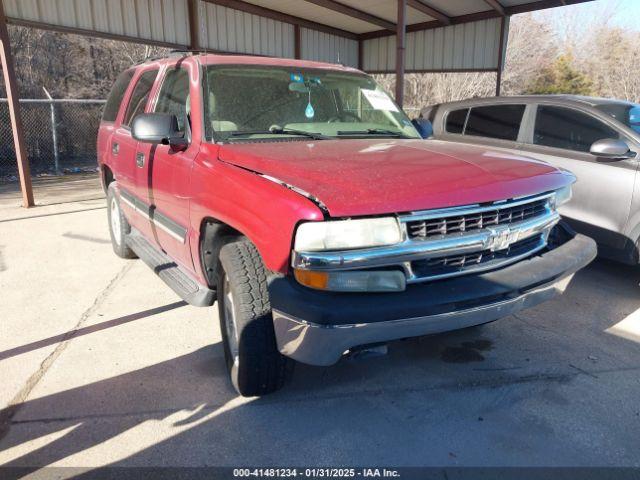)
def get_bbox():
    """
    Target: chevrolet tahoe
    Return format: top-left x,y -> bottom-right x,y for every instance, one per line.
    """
98,52 -> 597,396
